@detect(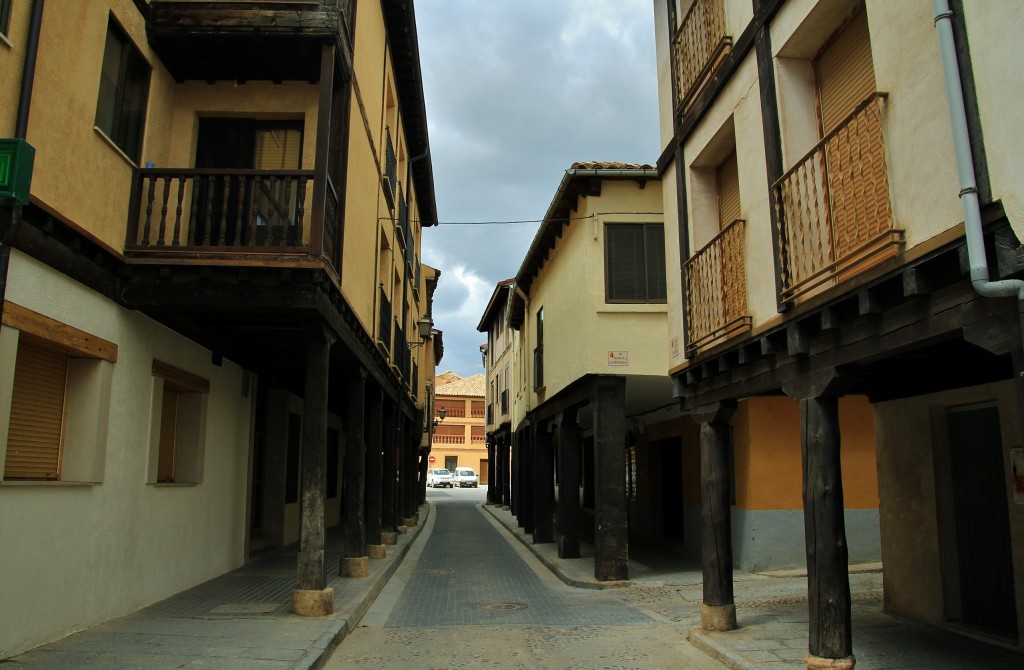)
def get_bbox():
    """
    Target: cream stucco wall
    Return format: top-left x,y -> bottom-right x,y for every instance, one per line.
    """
874,380 -> 1024,642
525,179 -> 665,405
0,252 -> 252,658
